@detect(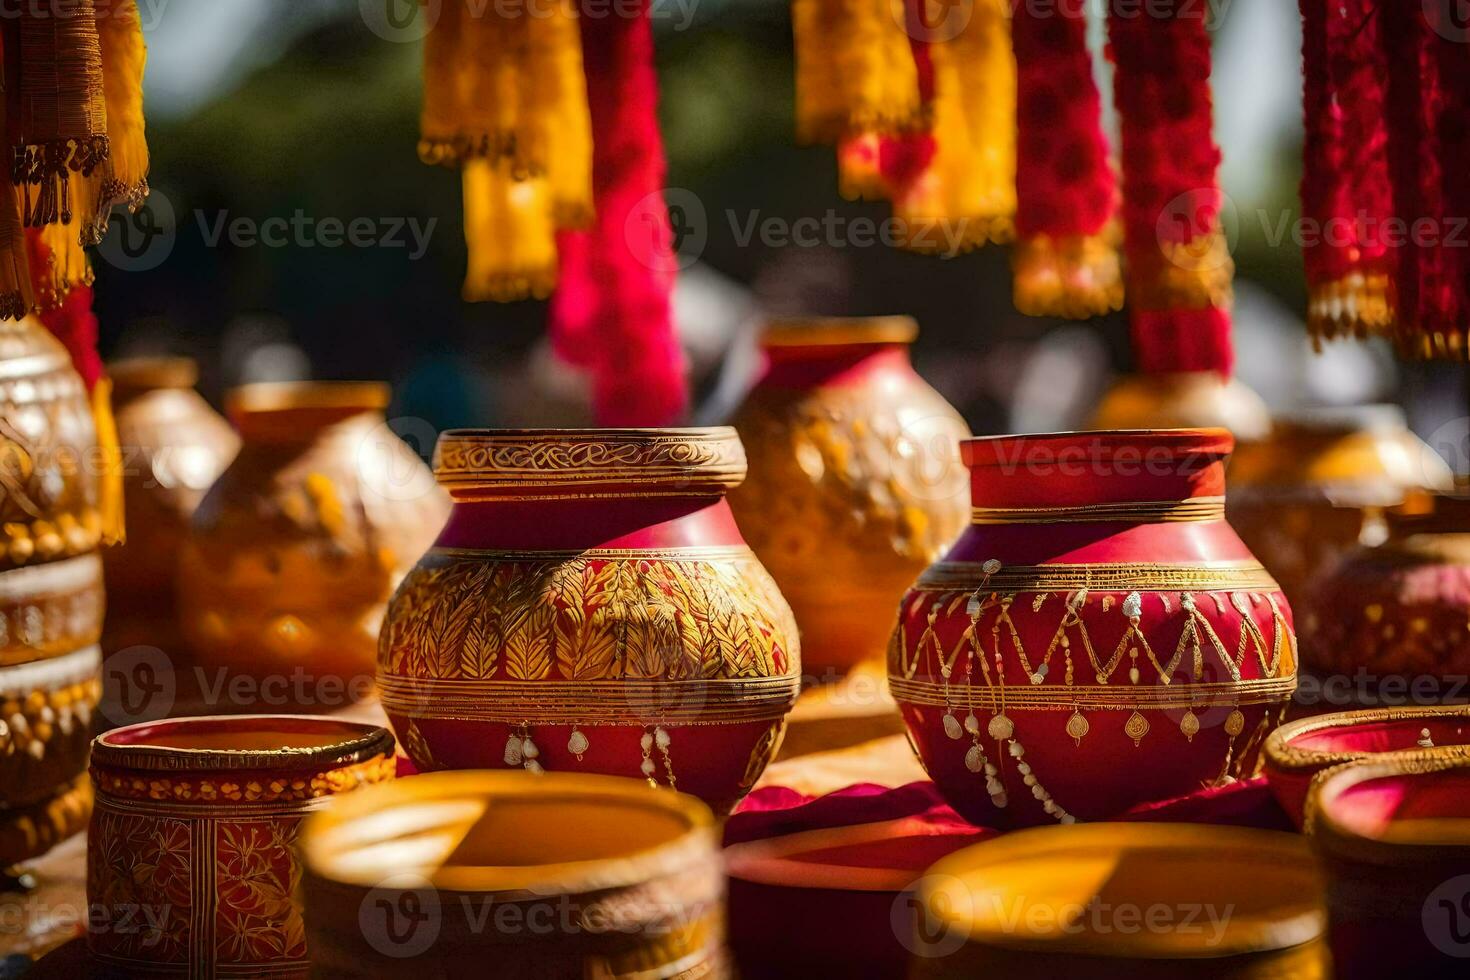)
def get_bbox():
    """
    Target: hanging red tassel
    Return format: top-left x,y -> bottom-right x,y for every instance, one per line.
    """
1011,0 -> 1121,319
1299,0 -> 1395,343
547,3 -> 687,426
1432,9 -> 1470,360
1108,3 -> 1233,375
